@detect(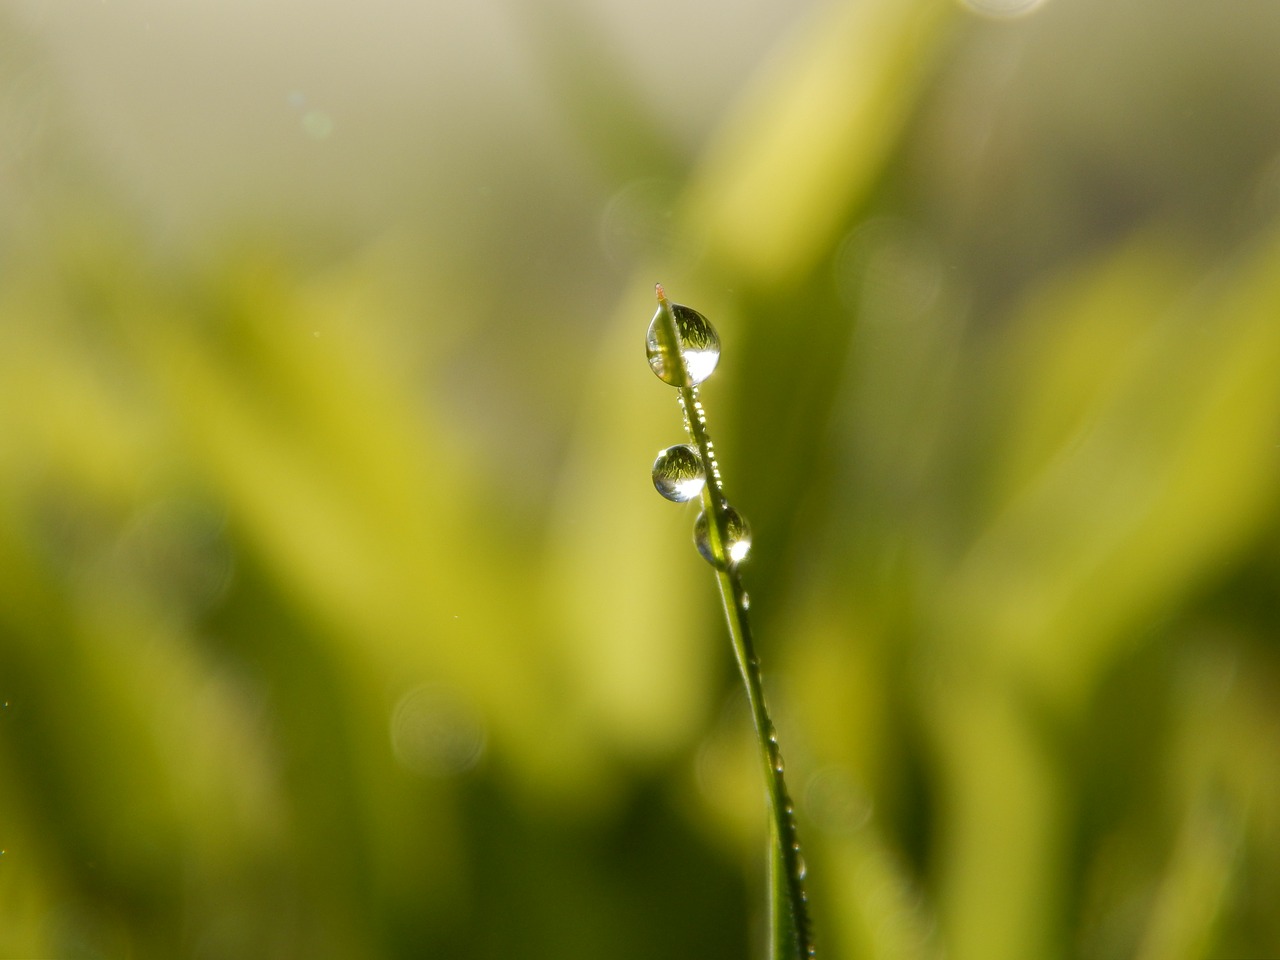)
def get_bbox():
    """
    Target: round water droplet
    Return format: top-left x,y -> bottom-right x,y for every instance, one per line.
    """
651,444 -> 706,502
694,506 -> 751,568
646,303 -> 721,386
